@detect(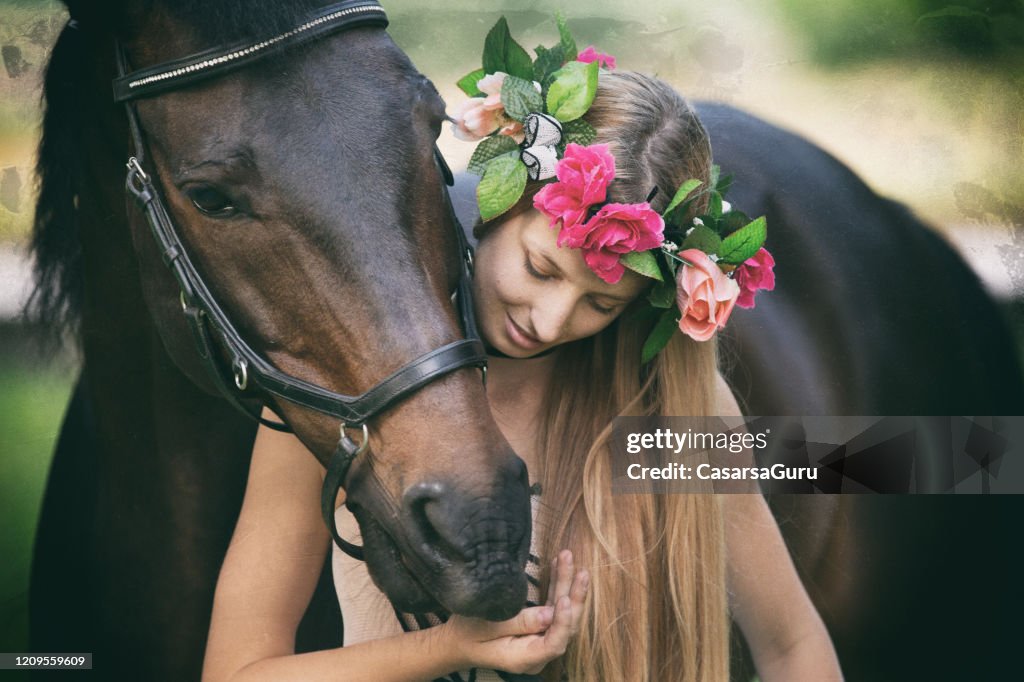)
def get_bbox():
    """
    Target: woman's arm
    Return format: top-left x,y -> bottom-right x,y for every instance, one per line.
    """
203,410 -> 586,682
716,374 -> 843,681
